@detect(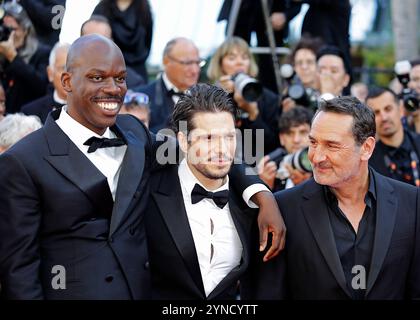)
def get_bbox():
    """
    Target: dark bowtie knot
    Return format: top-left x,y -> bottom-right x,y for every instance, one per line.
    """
83,136 -> 126,153
168,89 -> 185,98
191,183 -> 229,209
